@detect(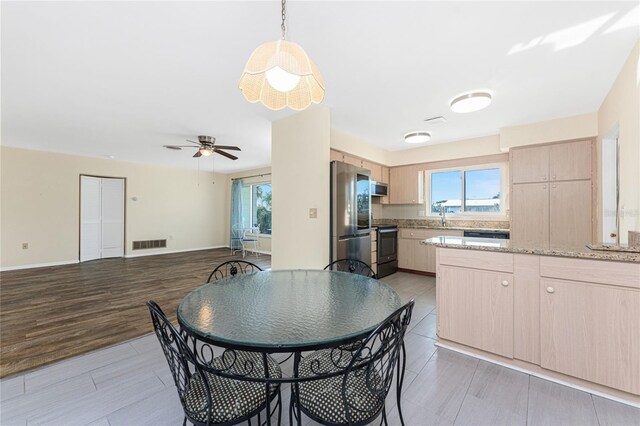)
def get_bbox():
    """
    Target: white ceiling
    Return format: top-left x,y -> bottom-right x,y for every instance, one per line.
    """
2,1 -> 638,172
